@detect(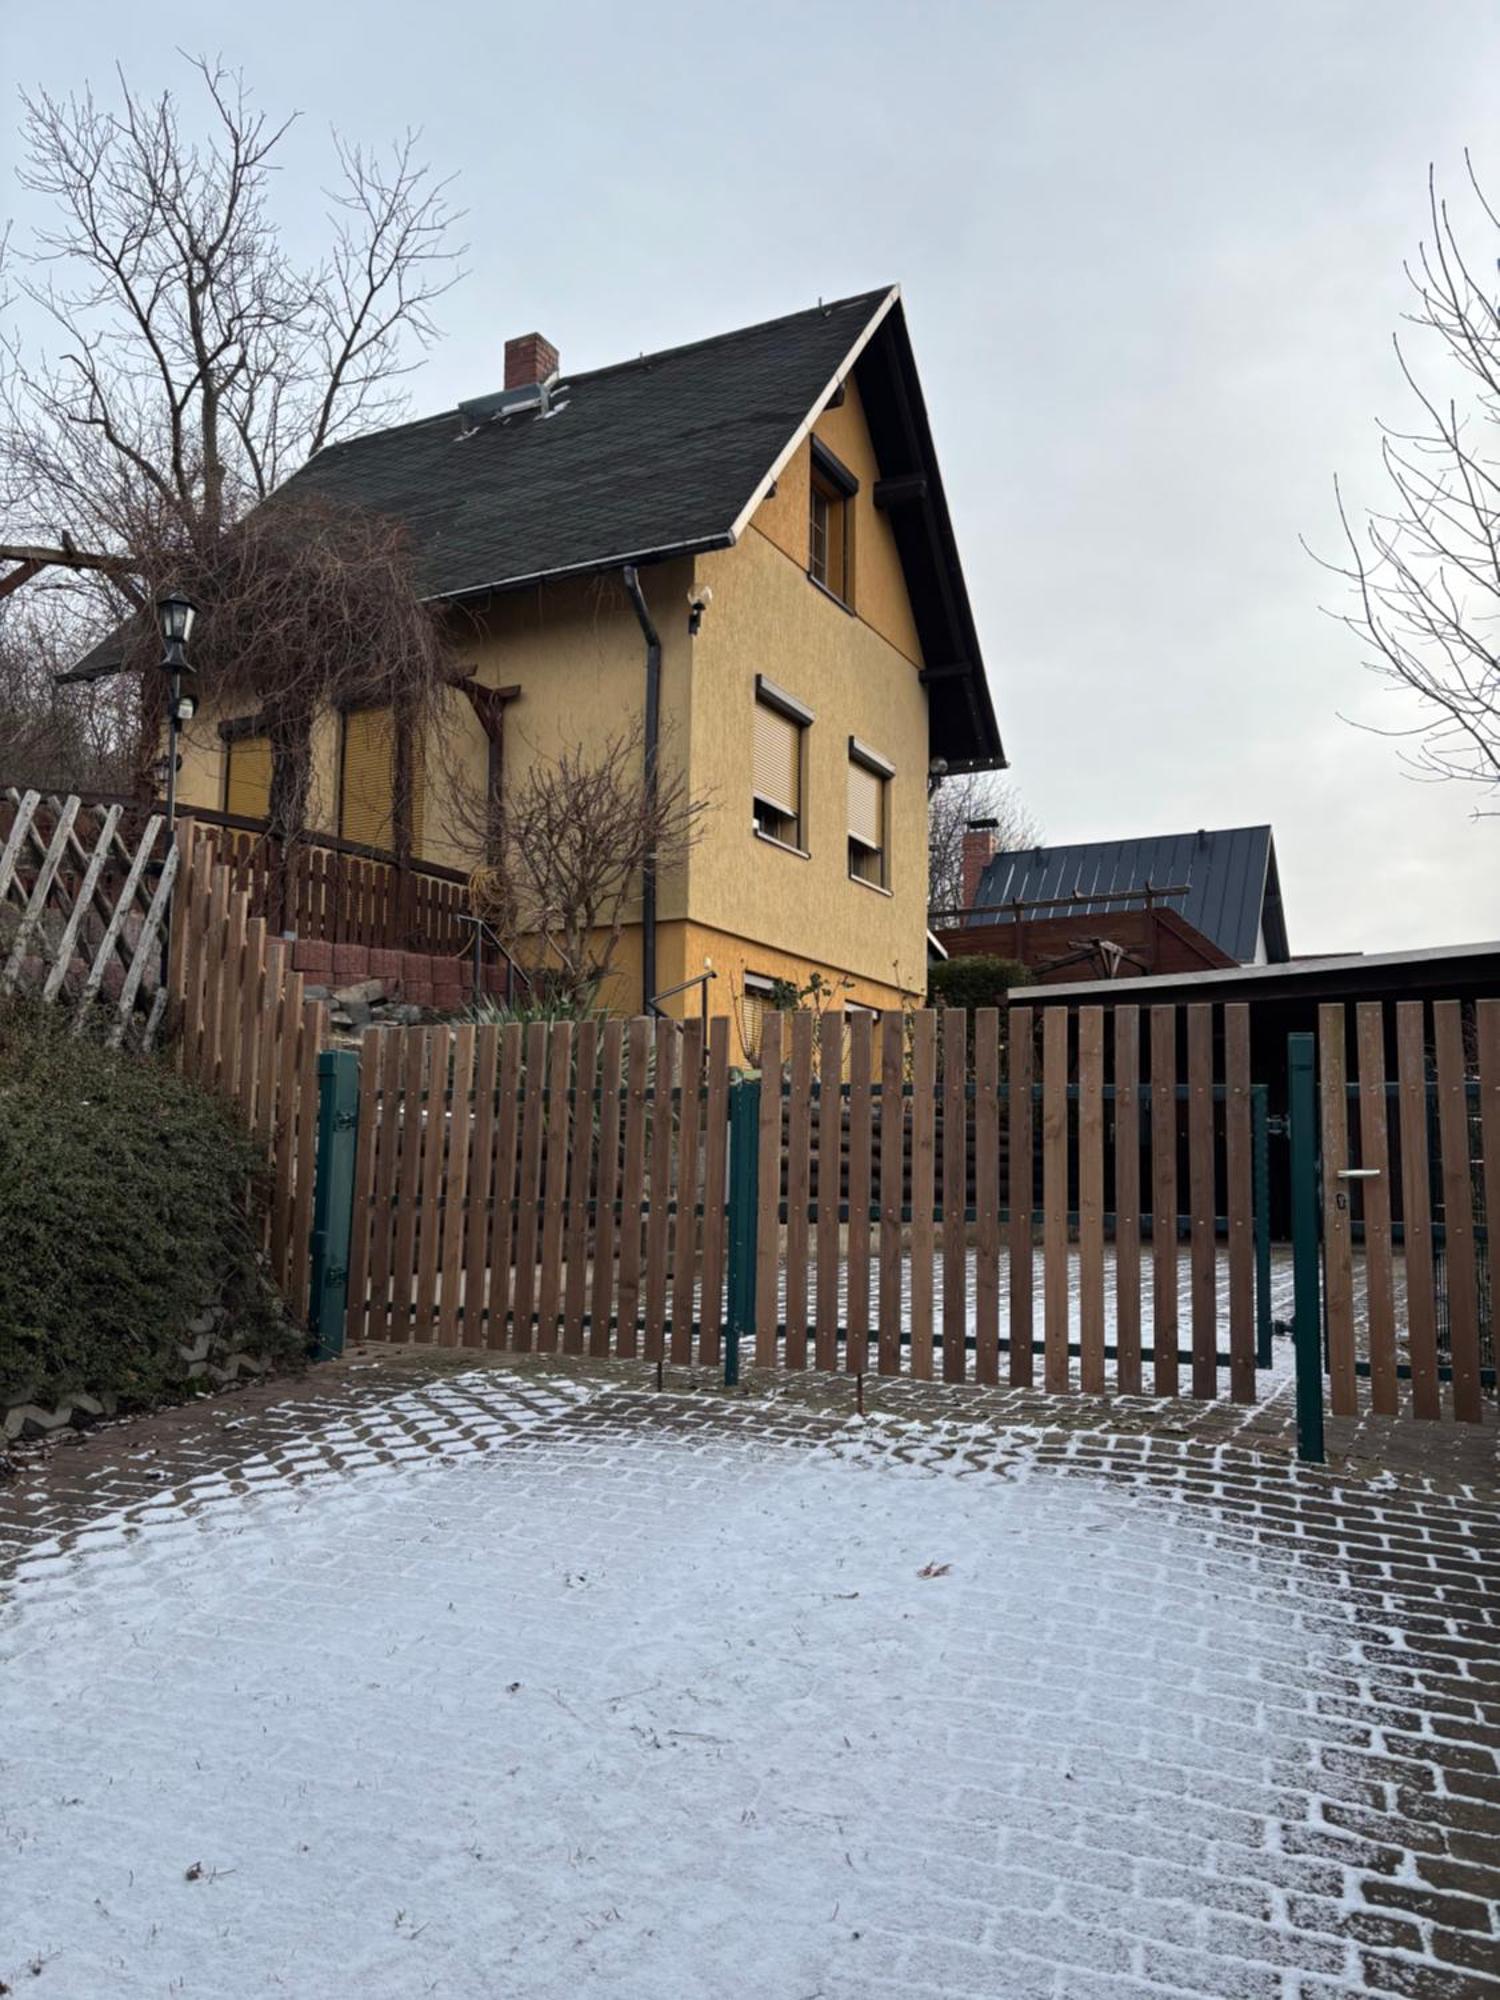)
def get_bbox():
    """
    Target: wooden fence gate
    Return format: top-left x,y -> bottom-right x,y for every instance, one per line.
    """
1305,997 -> 1497,1427
342,1002 -> 1275,1407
